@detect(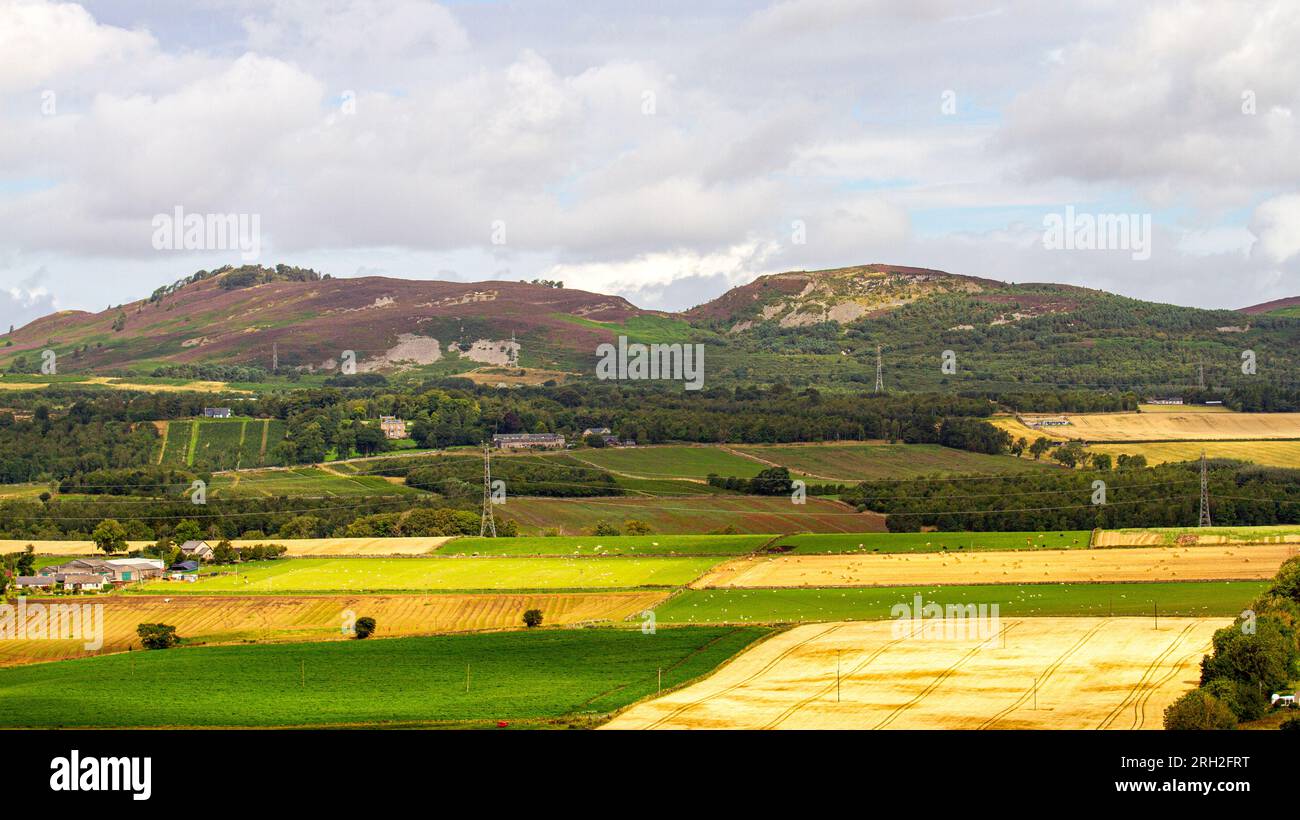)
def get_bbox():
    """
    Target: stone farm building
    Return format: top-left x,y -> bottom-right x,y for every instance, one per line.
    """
492,433 -> 566,450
